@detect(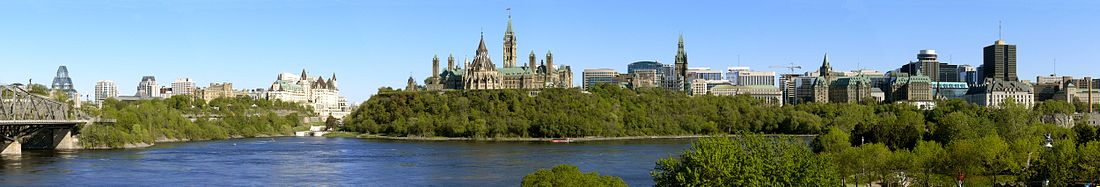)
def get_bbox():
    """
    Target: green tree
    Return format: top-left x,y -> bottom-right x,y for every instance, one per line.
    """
1078,141 -> 1100,184
325,115 -> 339,131
521,164 -> 627,187
812,127 -> 850,154
28,83 -> 49,96
912,141 -> 947,186
652,134 -> 838,187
